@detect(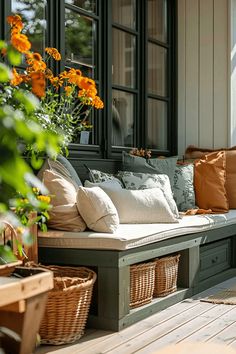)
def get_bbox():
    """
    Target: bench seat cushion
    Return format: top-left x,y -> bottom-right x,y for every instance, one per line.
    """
38,210 -> 236,251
